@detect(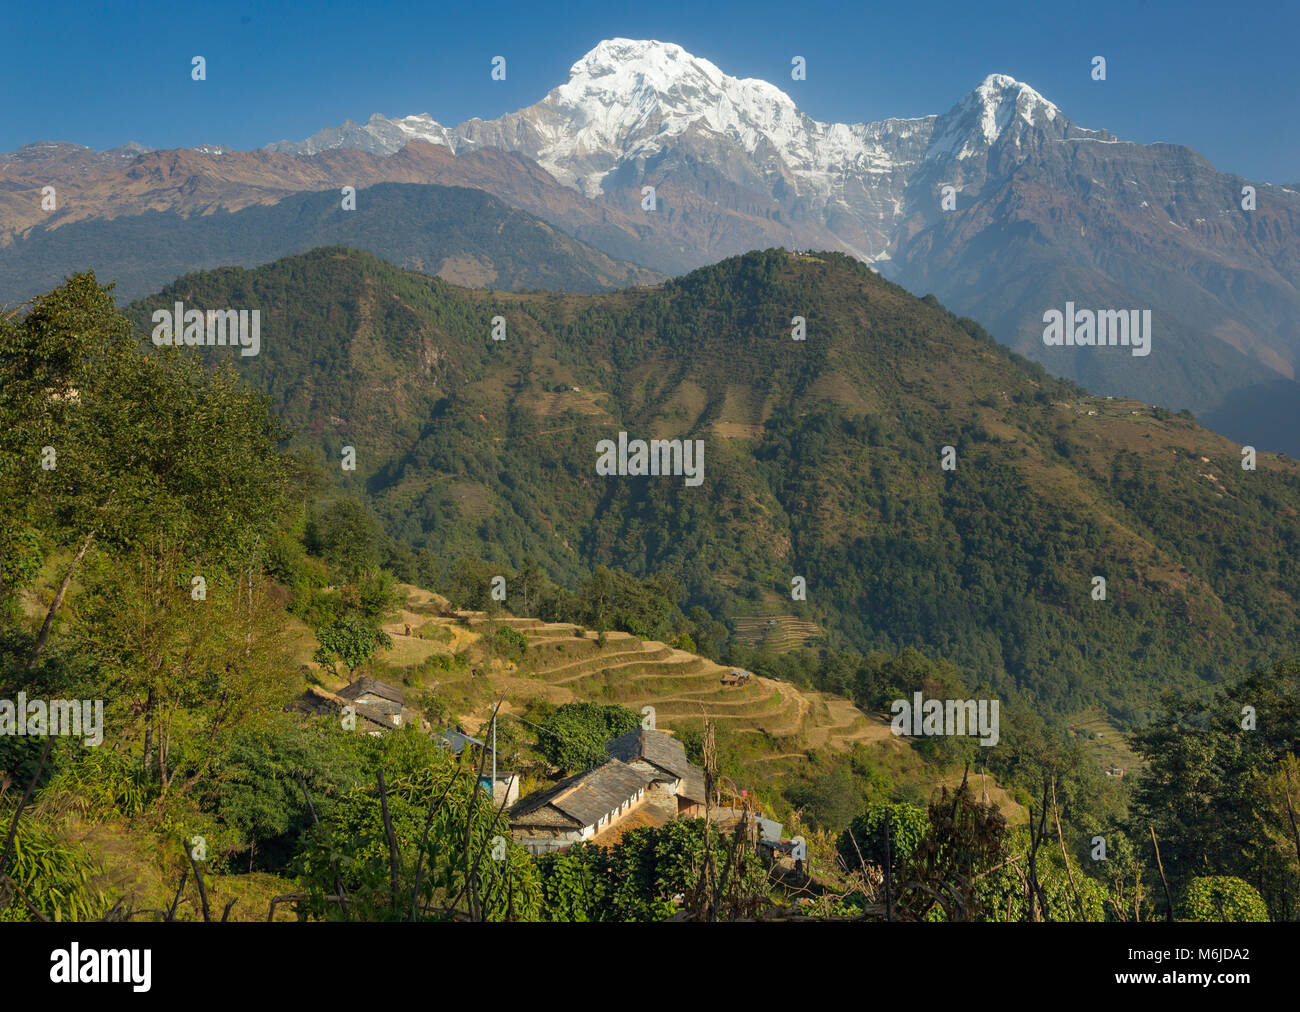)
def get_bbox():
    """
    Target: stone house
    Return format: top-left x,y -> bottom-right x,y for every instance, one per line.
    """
508,759 -> 652,856
286,676 -> 423,735
605,727 -> 707,817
